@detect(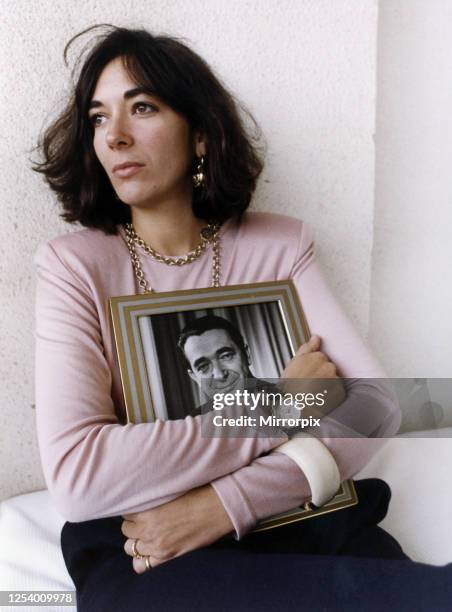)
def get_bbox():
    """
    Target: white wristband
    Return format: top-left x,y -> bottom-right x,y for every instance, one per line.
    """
273,432 -> 341,507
